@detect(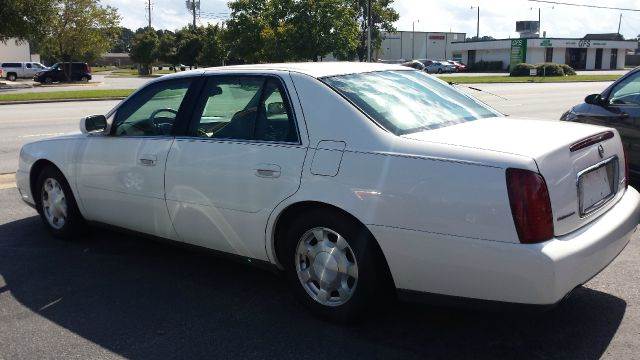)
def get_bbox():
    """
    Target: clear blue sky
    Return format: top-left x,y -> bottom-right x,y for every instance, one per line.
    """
103,0 -> 640,40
